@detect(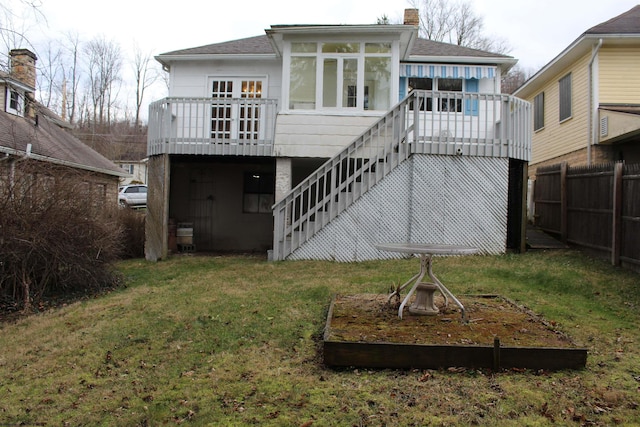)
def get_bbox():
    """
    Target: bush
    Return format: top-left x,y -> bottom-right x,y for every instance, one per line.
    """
0,160 -> 124,311
117,207 -> 145,259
